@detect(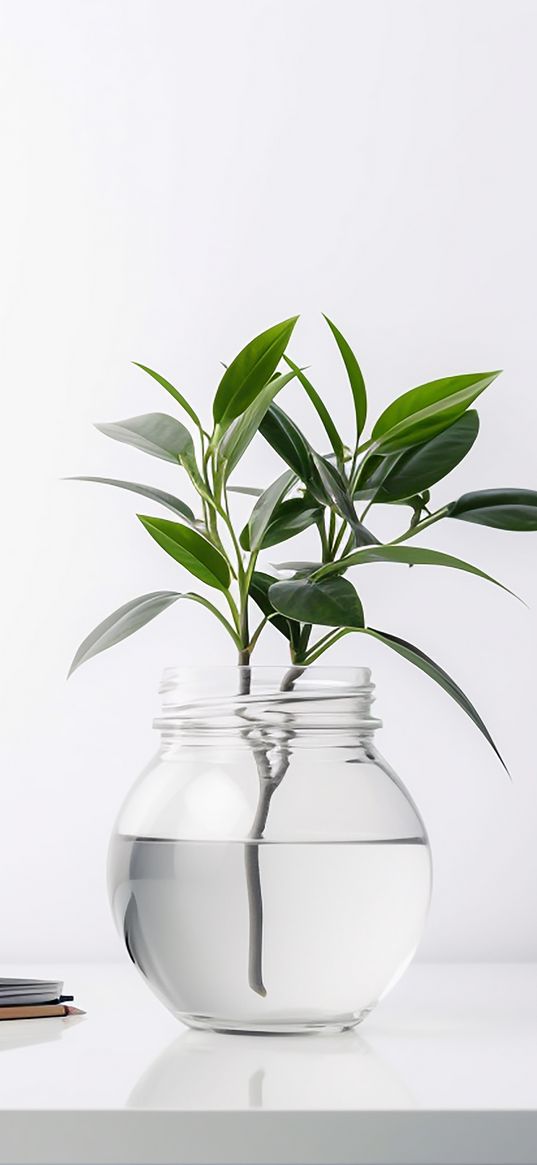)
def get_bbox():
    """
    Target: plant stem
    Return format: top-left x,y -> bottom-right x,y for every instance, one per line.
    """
247,615 -> 270,653
330,519 -> 348,558
243,666 -> 301,996
327,509 -> 336,554
349,443 -> 374,493
281,664 -> 306,690
338,530 -> 356,560
238,652 -> 252,702
300,628 -> 351,663
244,758 -> 278,996
223,589 -> 241,634
389,506 -> 449,544
319,517 -> 330,562
185,593 -> 242,648
298,627 -> 340,660
235,551 -> 258,665
240,604 -> 250,659
222,484 -> 246,584
297,624 -> 312,658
